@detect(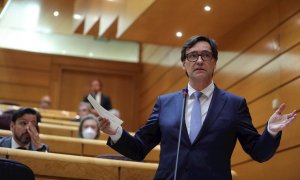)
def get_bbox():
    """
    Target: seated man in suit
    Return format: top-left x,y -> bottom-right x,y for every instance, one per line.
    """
83,79 -> 112,111
99,35 -> 297,179
0,108 -> 48,152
